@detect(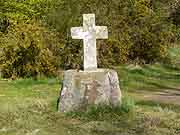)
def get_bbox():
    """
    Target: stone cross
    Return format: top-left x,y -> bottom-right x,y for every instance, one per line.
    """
71,14 -> 108,71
